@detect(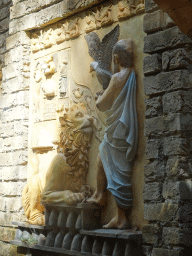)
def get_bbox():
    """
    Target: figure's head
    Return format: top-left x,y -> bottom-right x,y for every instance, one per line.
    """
112,39 -> 133,70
